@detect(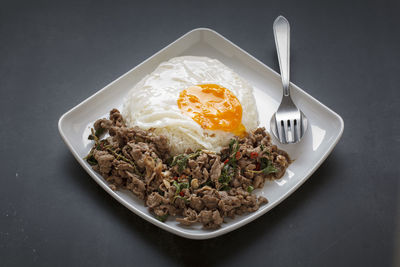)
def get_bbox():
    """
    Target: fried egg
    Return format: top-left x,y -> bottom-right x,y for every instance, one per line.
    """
122,56 -> 259,155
